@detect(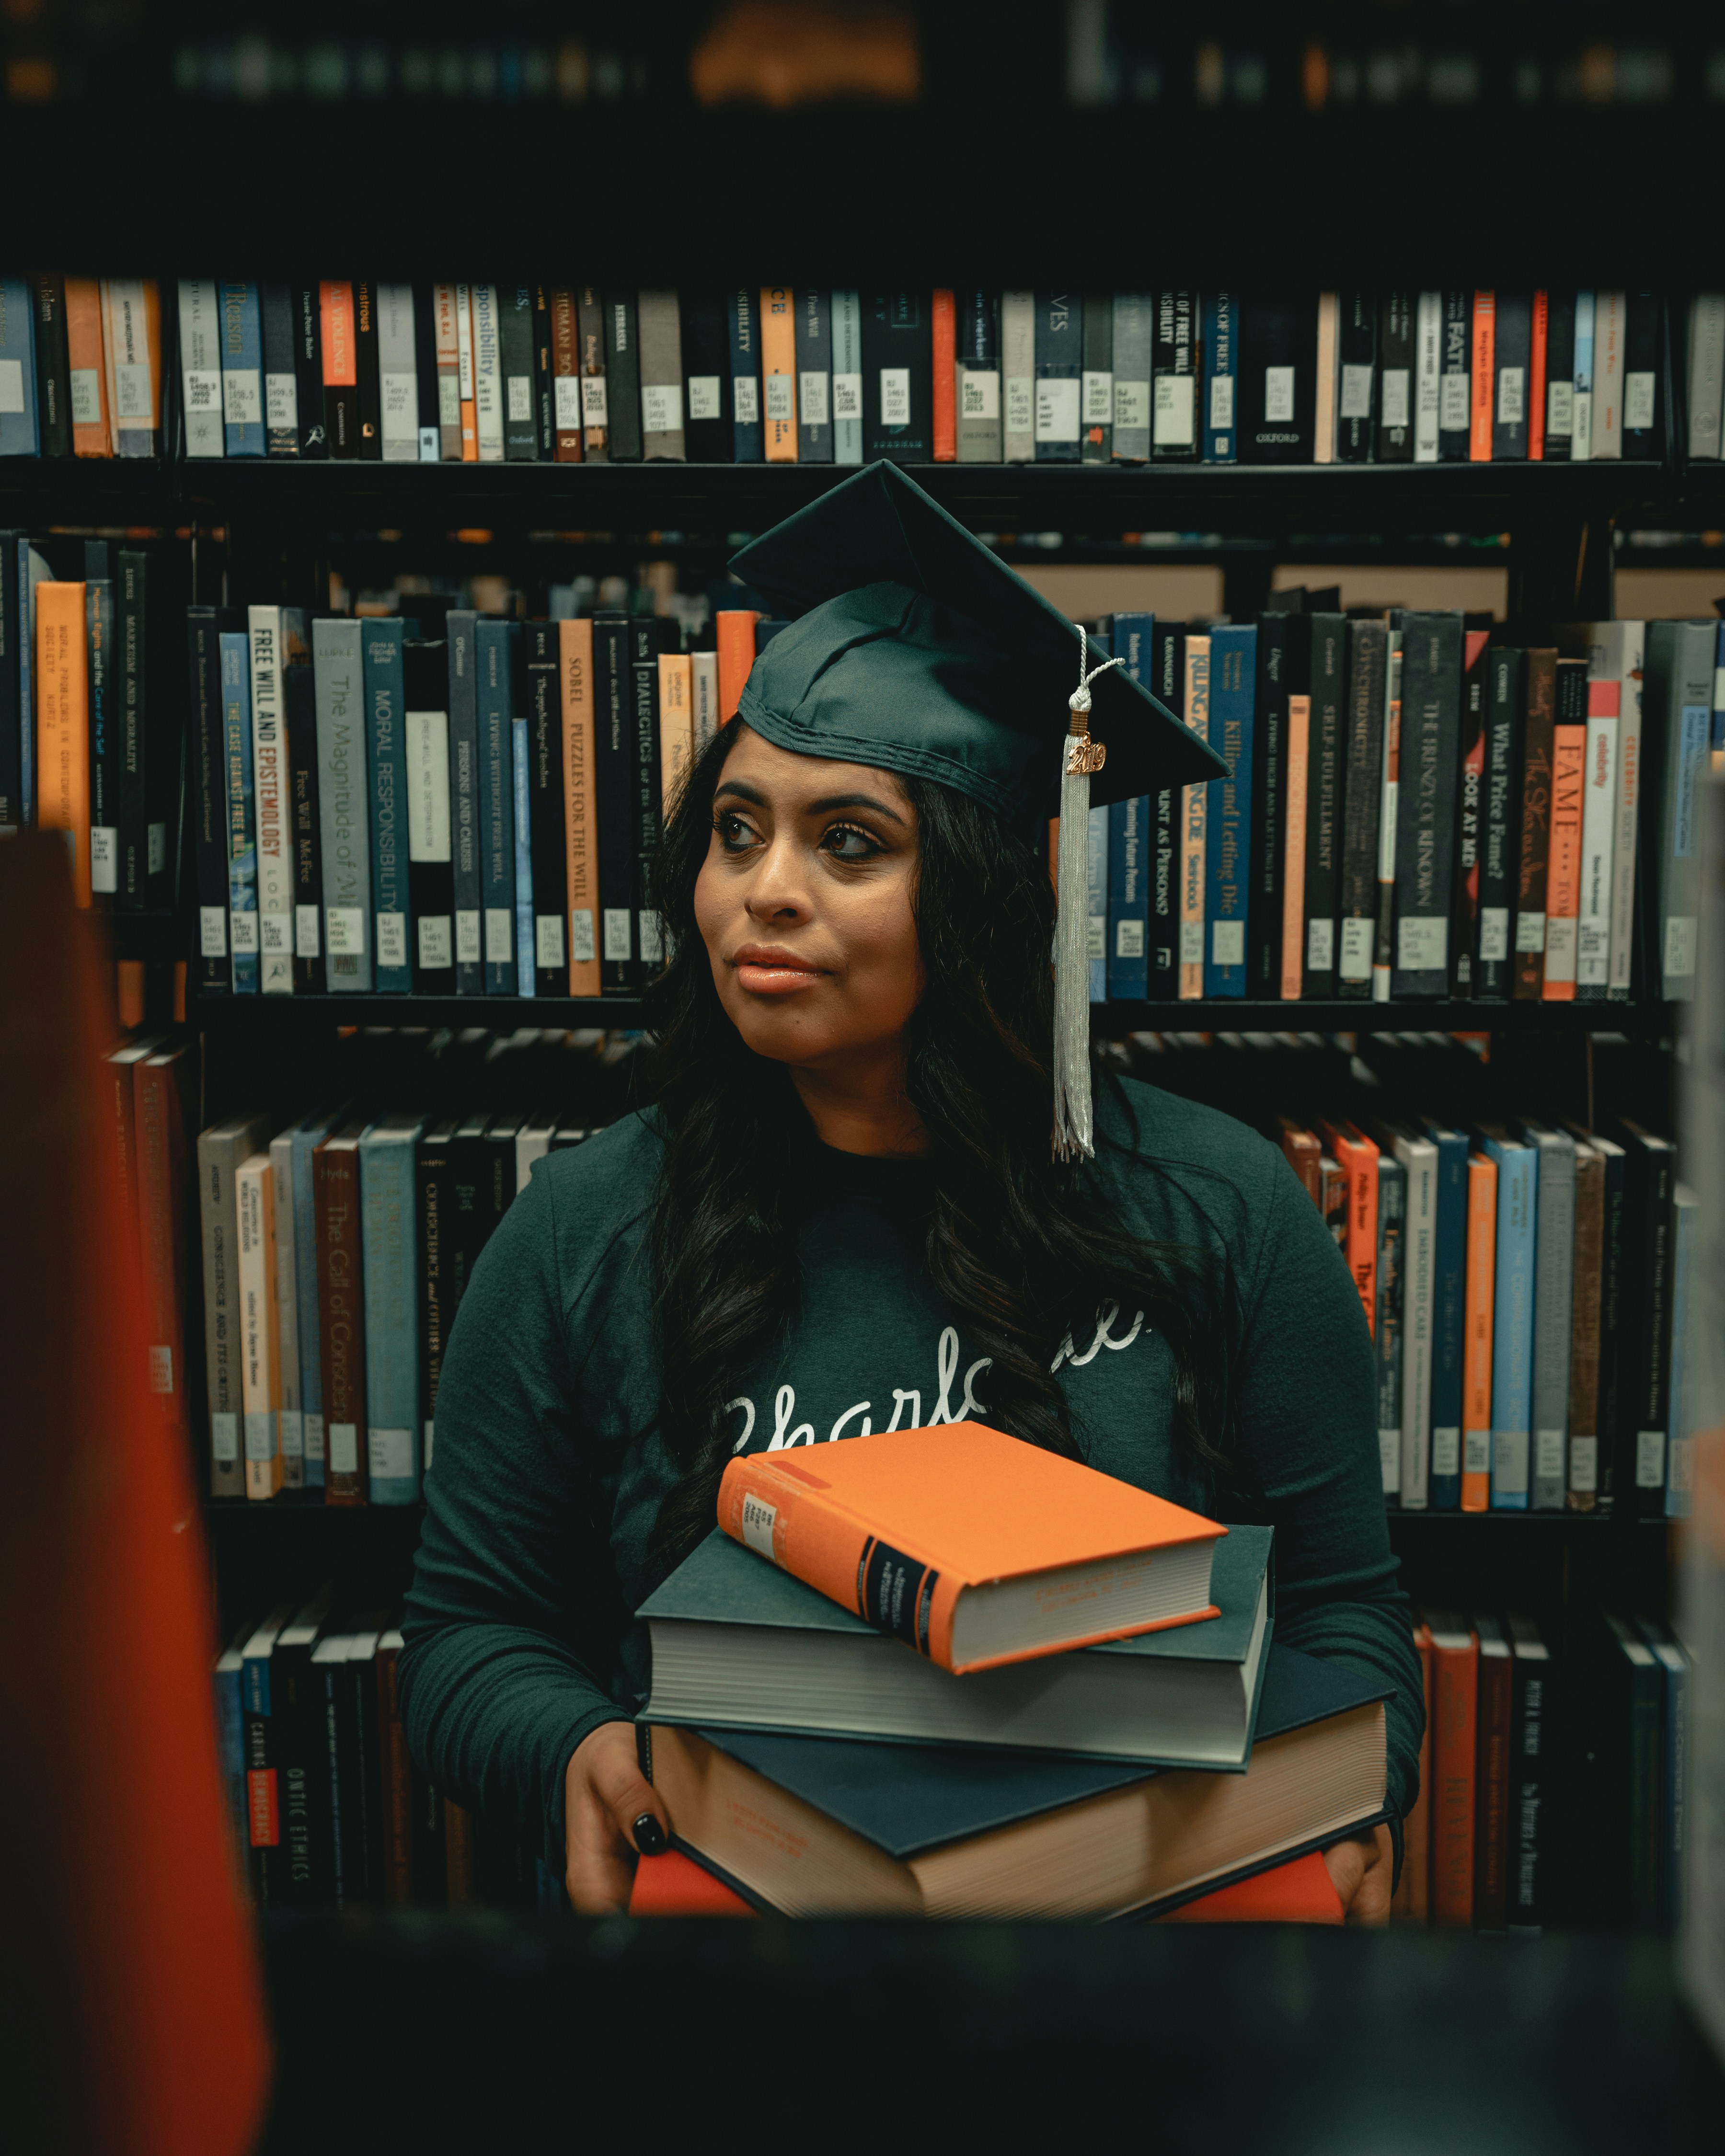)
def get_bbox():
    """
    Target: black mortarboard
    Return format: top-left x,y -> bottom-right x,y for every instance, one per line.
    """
727,461 -> 1226,819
